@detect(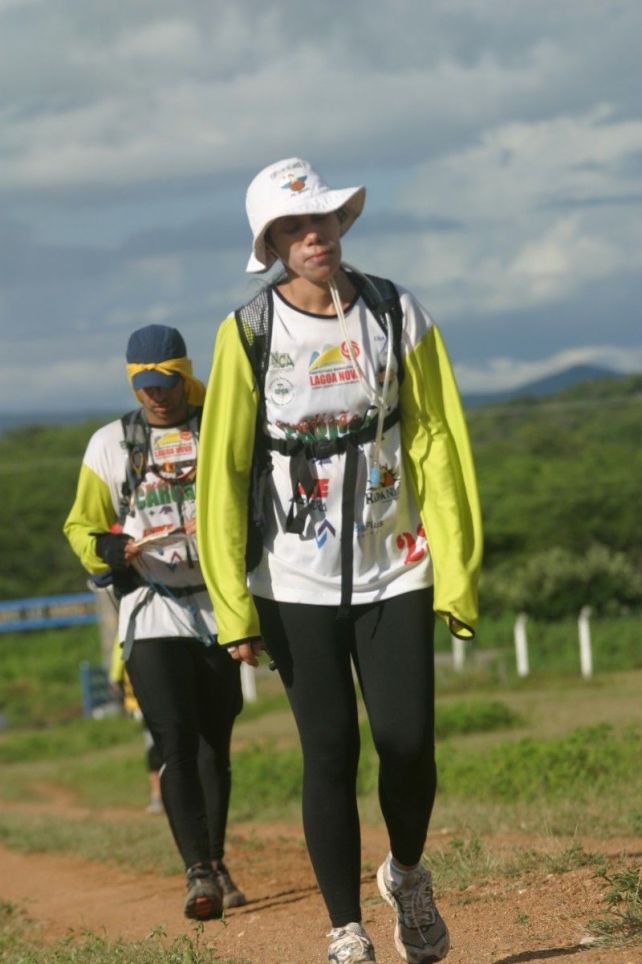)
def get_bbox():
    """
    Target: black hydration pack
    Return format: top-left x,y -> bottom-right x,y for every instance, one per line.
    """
235,268 -> 404,613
